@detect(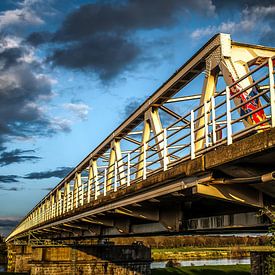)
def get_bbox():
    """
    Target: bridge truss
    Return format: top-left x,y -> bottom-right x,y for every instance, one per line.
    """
7,33 -> 275,242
